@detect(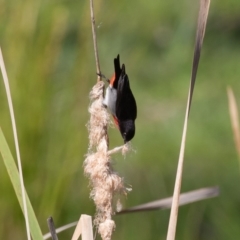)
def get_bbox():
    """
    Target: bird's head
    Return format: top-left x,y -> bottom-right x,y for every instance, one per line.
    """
119,120 -> 135,143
